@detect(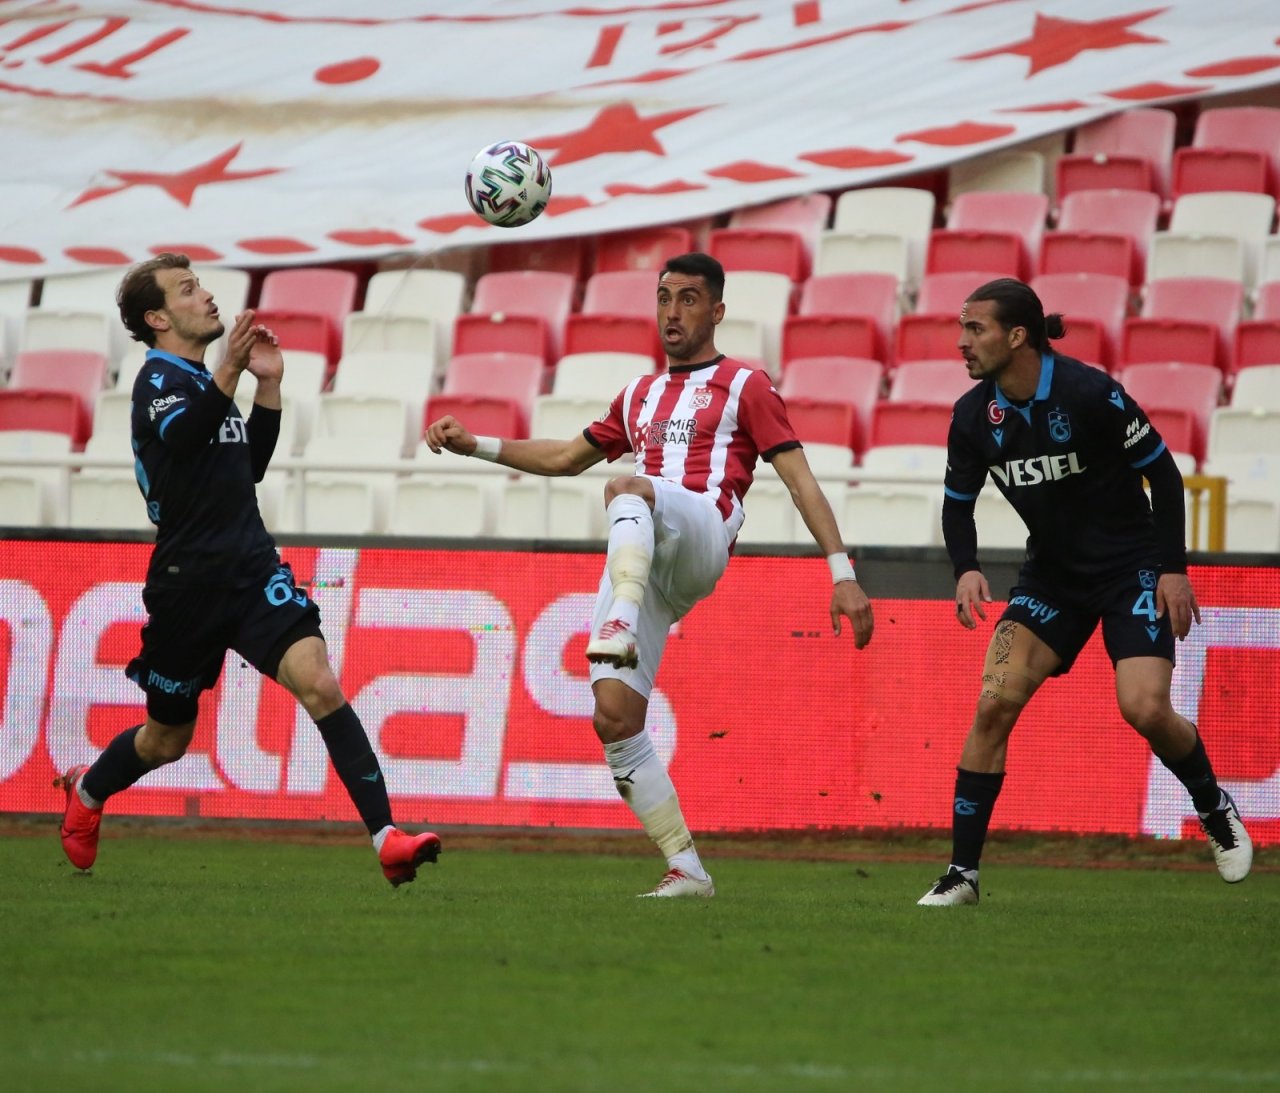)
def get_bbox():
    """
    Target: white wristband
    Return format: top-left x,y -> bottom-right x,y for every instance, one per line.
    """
827,552 -> 857,584
471,435 -> 501,462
